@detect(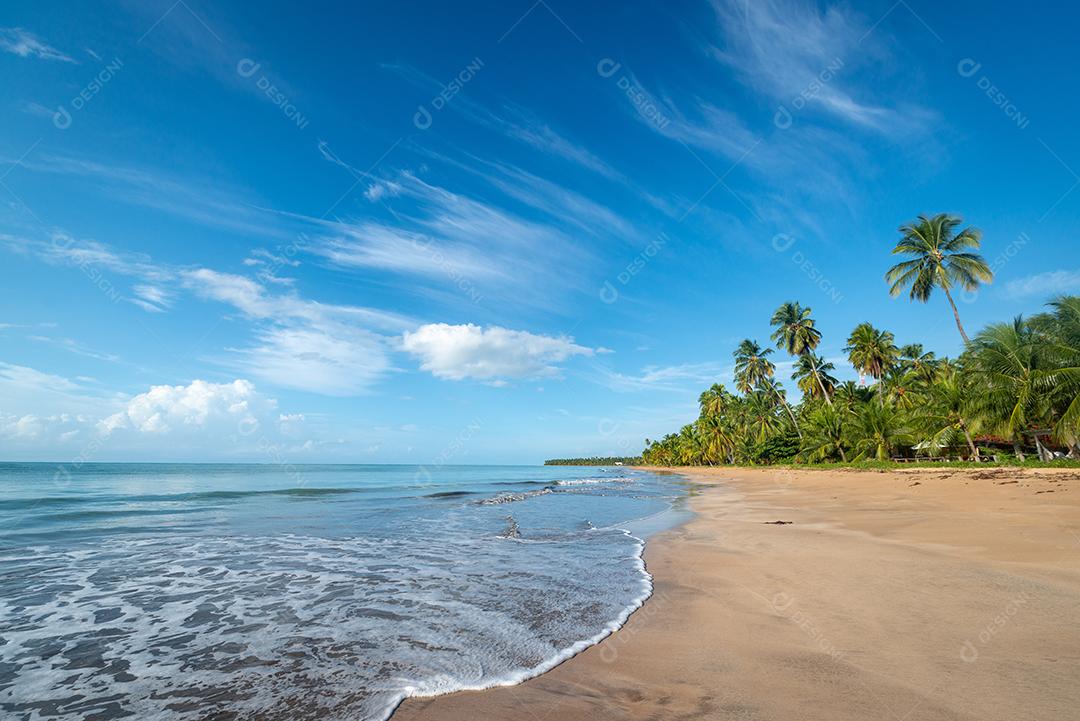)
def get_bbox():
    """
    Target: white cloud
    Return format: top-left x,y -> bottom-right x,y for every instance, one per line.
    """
364,179 -> 402,202
312,221 -> 500,281
0,366 -> 325,458
0,361 -> 83,393
1004,269 -> 1080,299
0,28 -> 75,62
401,323 -> 597,382
100,379 -> 275,436
2,230 -> 409,397
304,170 -> 594,309
1,414 -> 45,439
596,362 -> 729,392
183,269 -> 404,395
13,154 -> 292,239
28,335 -> 121,363
236,324 -> 389,396
707,0 -> 928,133
130,284 -> 172,312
